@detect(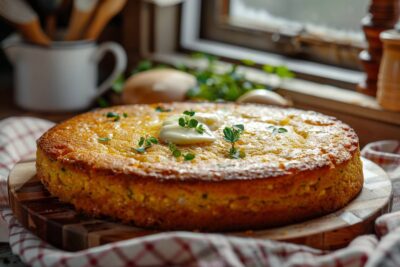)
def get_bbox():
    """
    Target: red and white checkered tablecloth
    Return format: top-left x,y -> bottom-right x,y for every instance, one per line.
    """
0,117 -> 400,267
